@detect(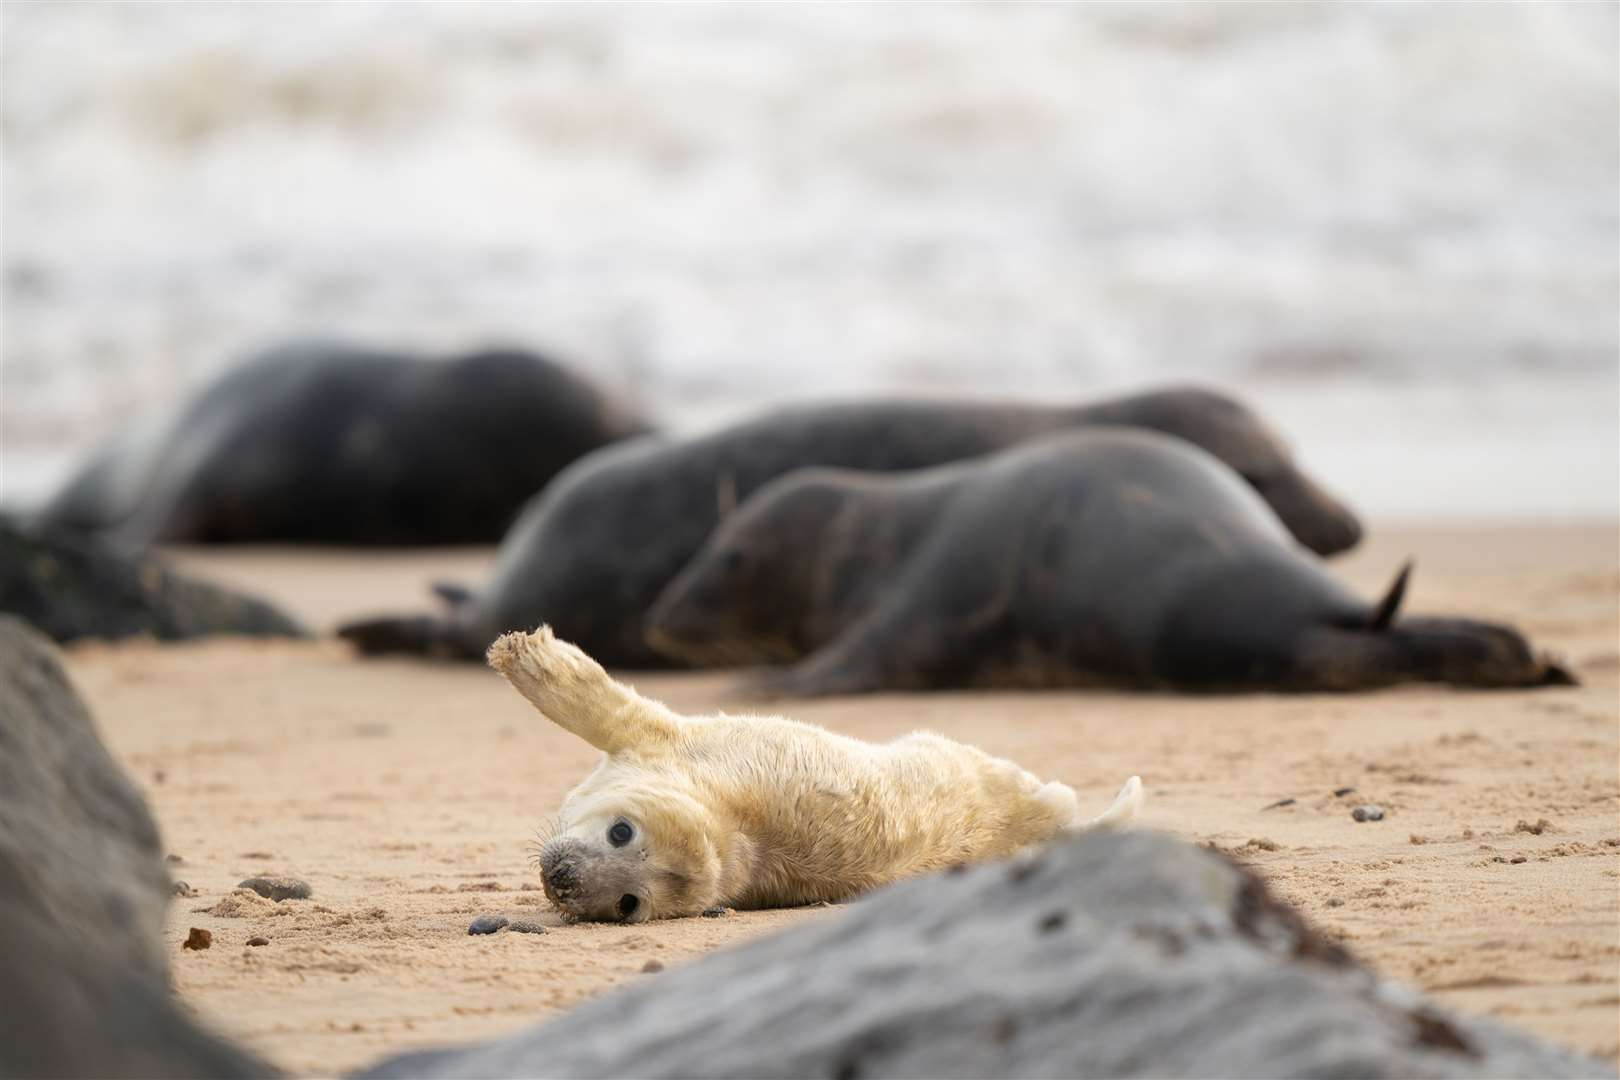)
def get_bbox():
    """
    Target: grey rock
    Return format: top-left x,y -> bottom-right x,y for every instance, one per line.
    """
1353,804 -> 1387,822
0,616 -> 273,1077
360,830 -> 1610,1080
507,920 -> 547,935
237,876 -> 313,902
0,515 -> 305,644
468,914 -> 509,935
